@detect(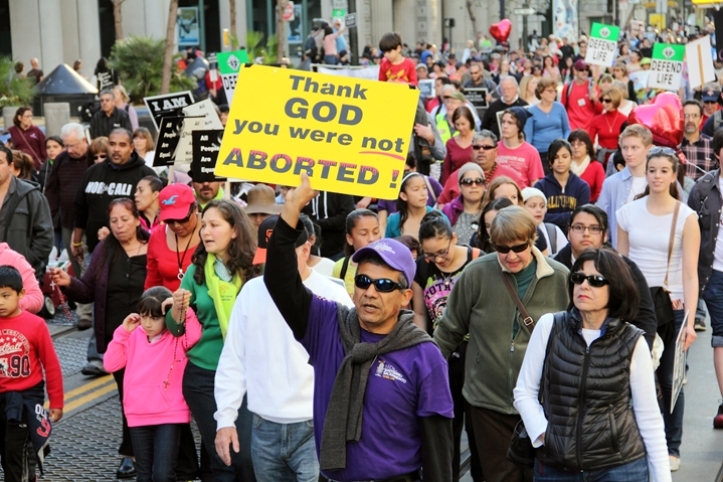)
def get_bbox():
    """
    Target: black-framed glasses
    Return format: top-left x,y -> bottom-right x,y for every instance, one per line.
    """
460,177 -> 485,187
494,242 -> 529,254
354,274 -> 405,293
472,144 -> 496,151
601,98 -> 612,103
569,224 -> 603,234
423,240 -> 453,260
570,272 -> 609,288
